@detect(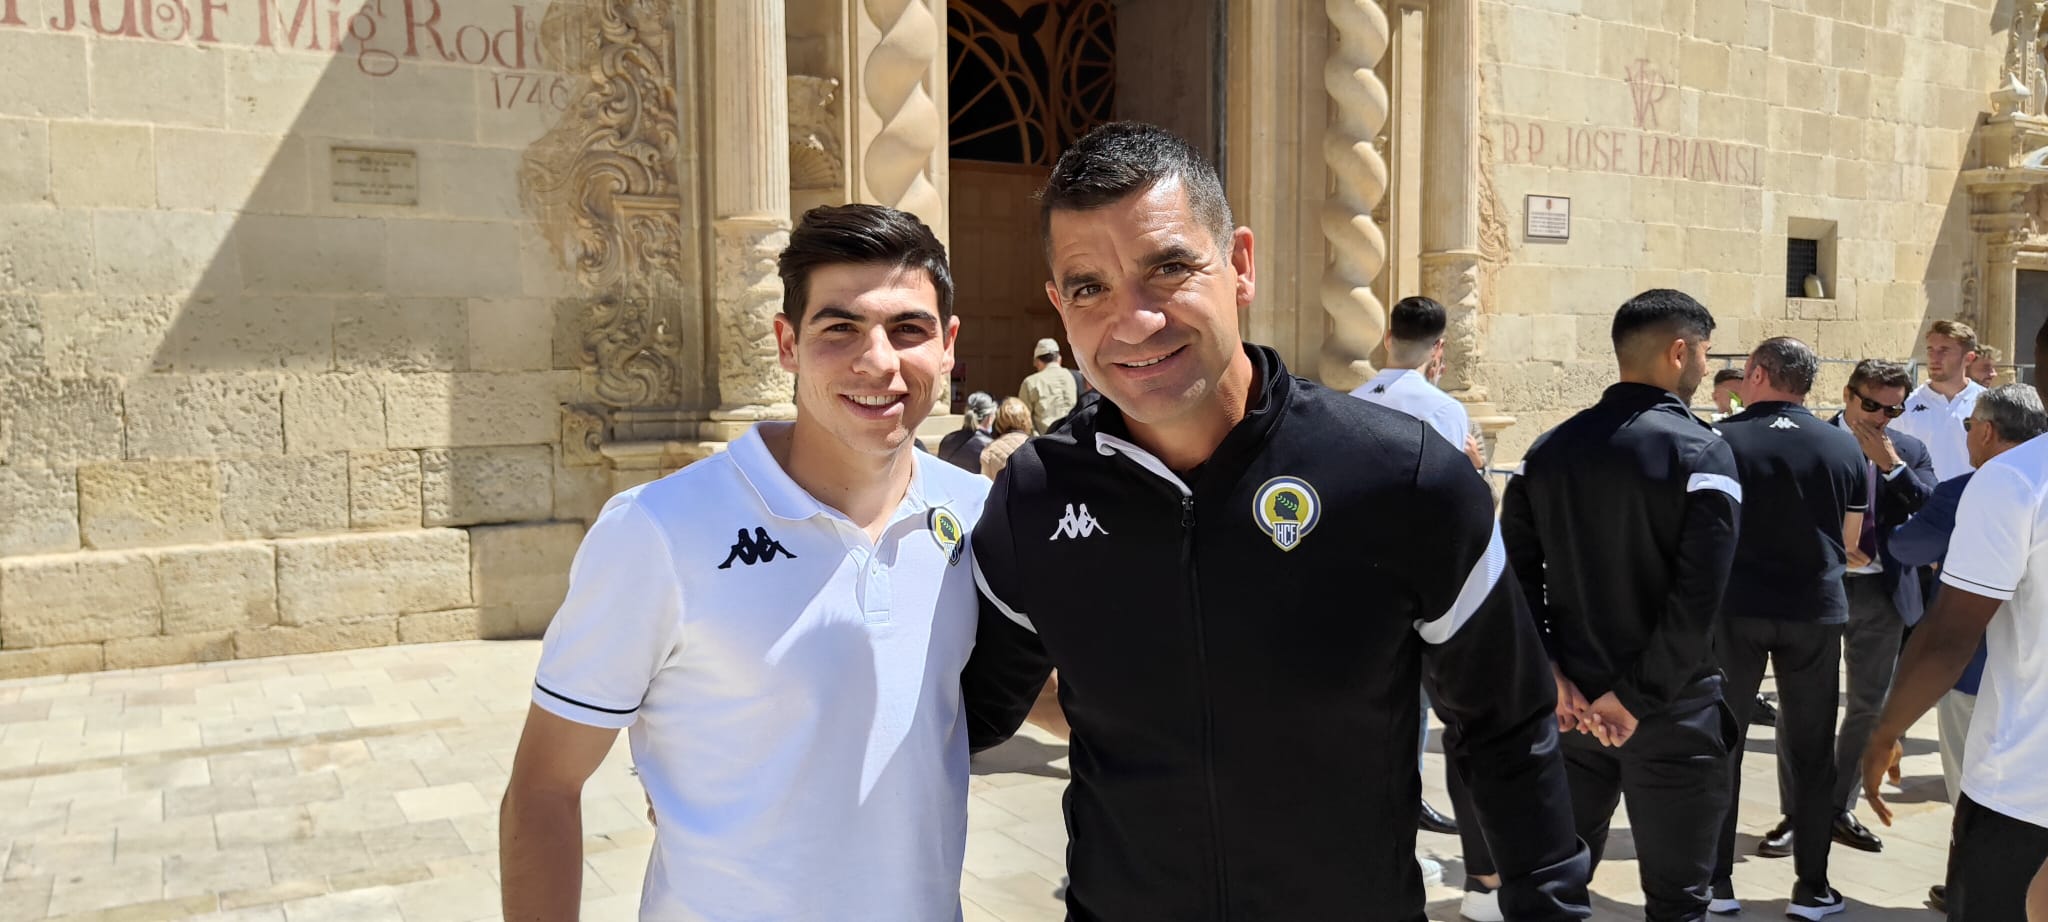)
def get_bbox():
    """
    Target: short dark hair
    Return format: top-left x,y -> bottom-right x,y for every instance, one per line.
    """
1039,121 -> 1234,258
1749,336 -> 1819,396
778,204 -> 953,328
1848,358 -> 1911,393
1388,296 -> 1447,344
1713,368 -> 1745,386
1610,289 -> 1715,354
